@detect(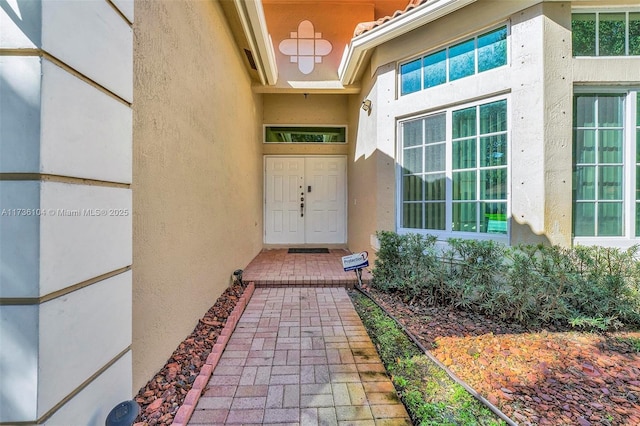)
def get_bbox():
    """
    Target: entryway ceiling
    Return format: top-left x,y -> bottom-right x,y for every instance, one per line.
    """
219,0 -> 409,93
